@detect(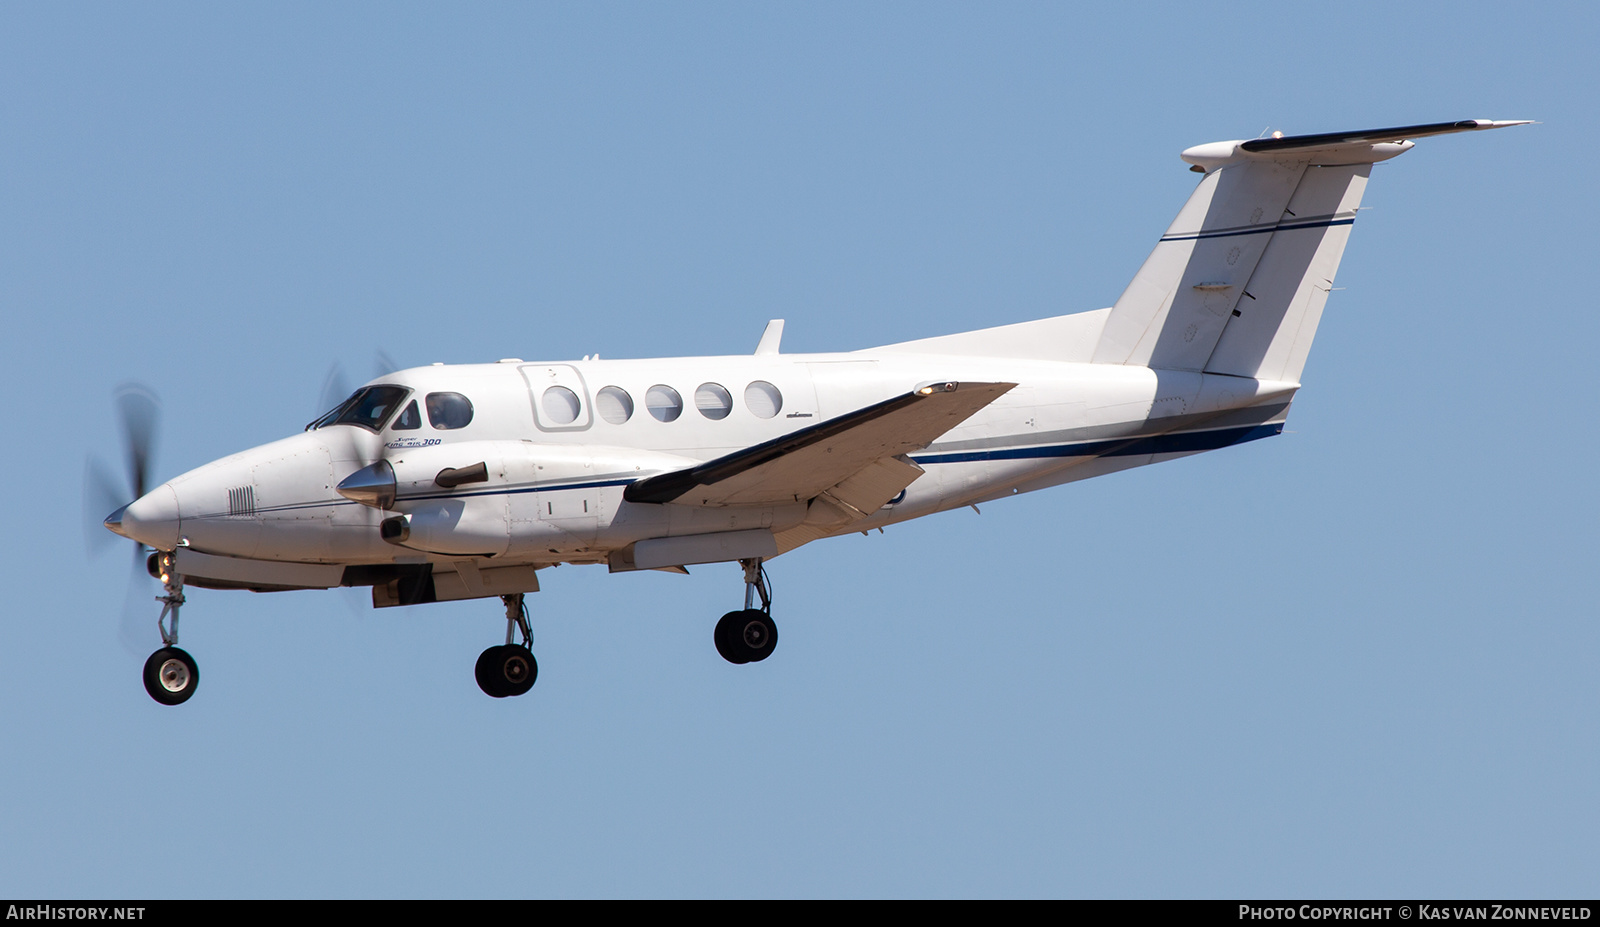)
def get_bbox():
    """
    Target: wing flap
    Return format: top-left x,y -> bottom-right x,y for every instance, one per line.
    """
820,455 -> 923,520
624,381 -> 1015,507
